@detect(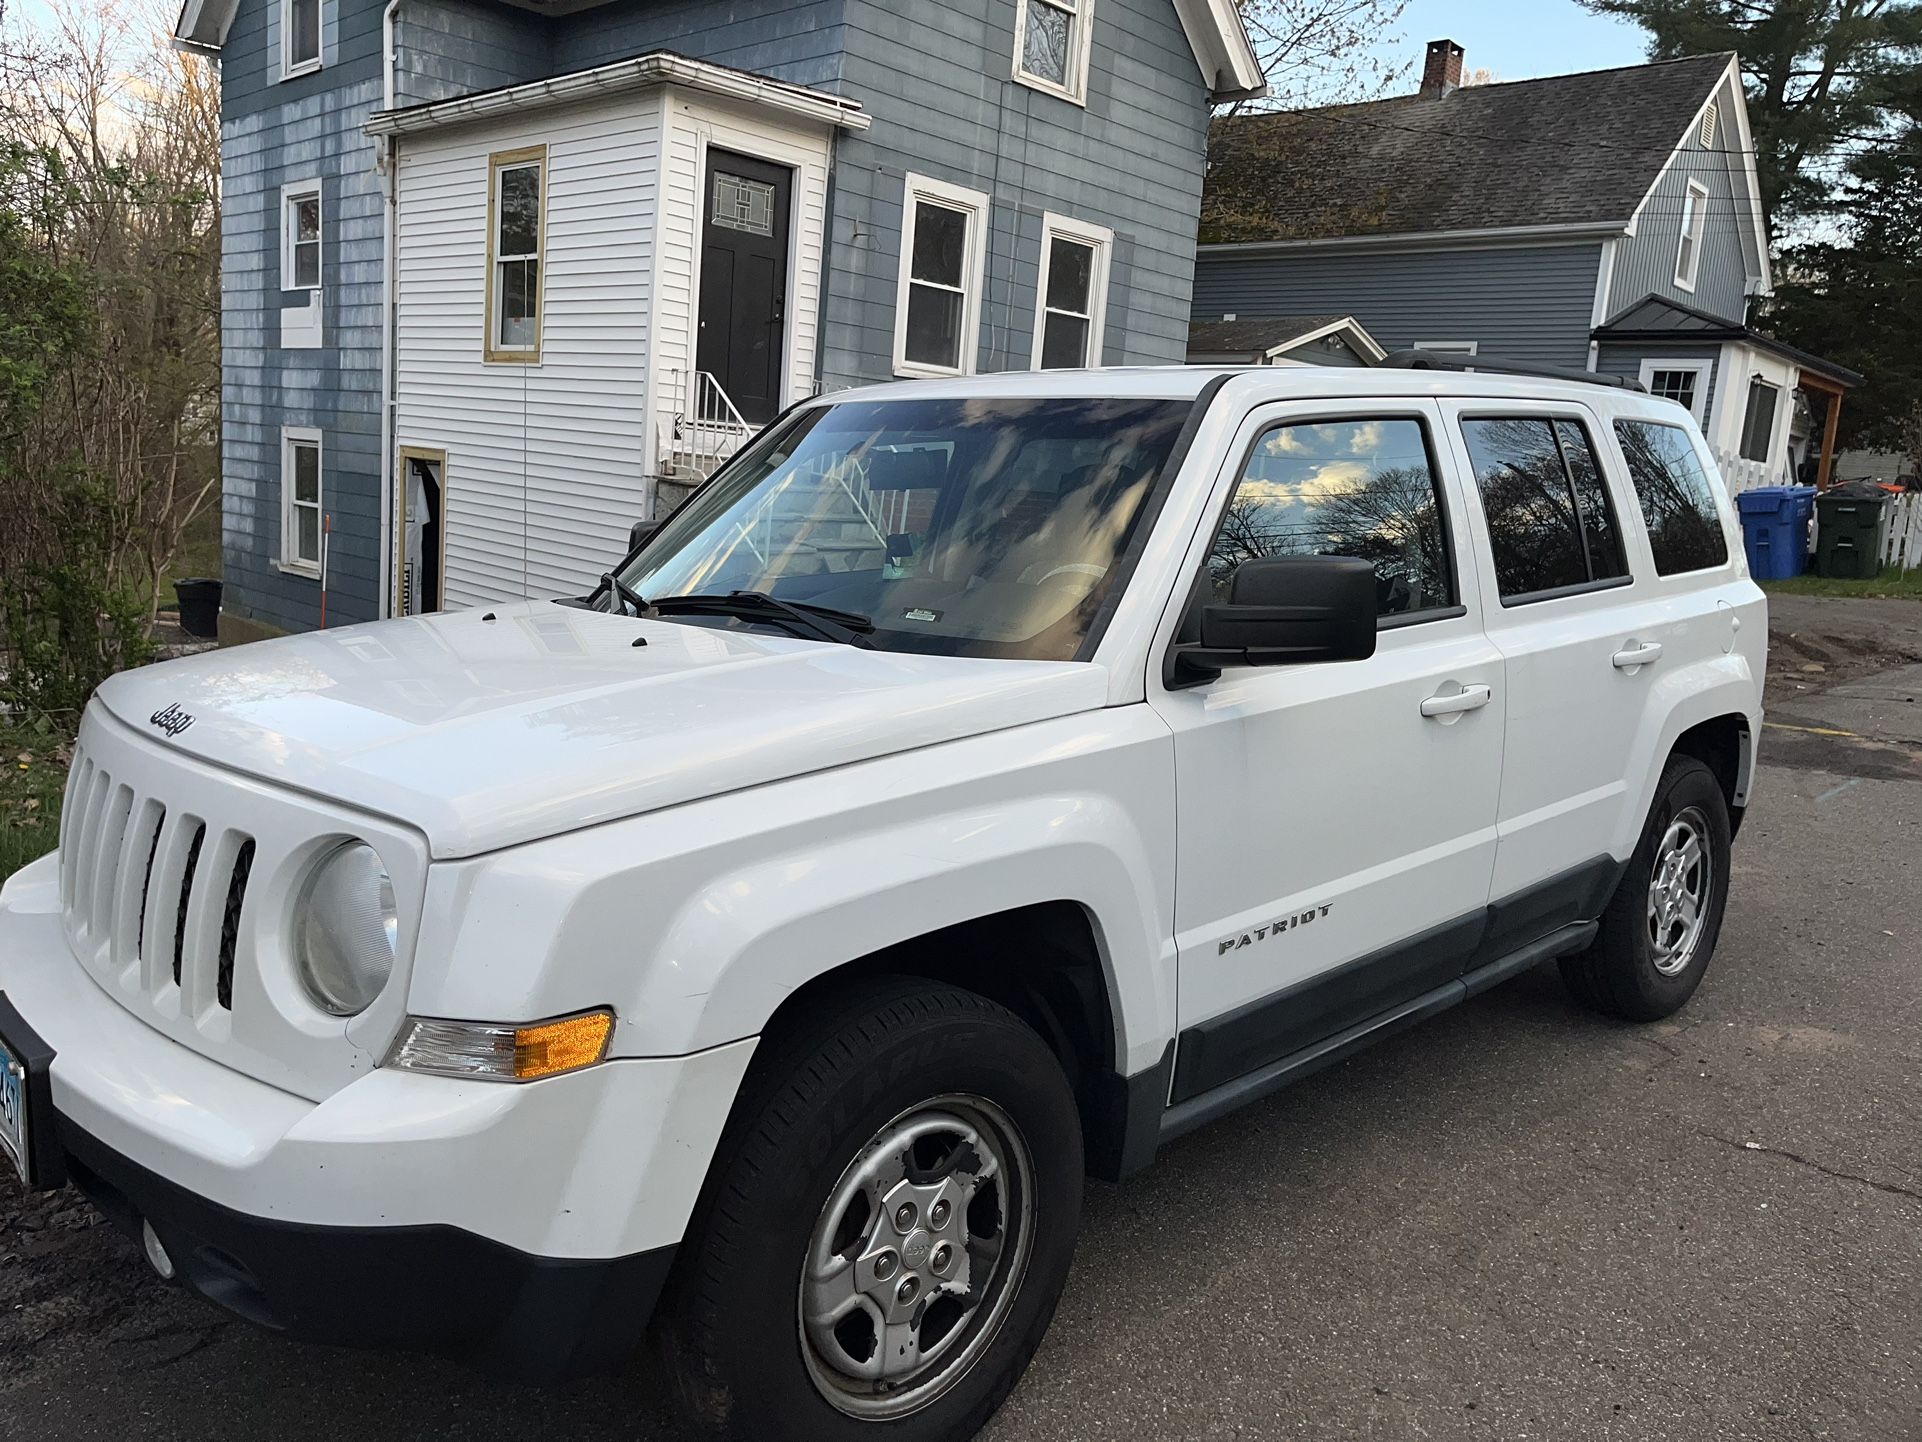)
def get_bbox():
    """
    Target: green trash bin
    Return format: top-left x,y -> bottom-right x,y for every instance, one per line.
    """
1815,490 -> 1891,579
